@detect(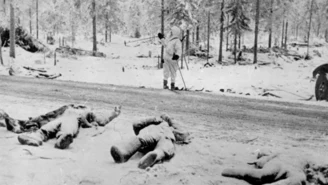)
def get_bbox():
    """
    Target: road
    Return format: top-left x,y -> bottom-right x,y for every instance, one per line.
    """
0,75 -> 327,133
